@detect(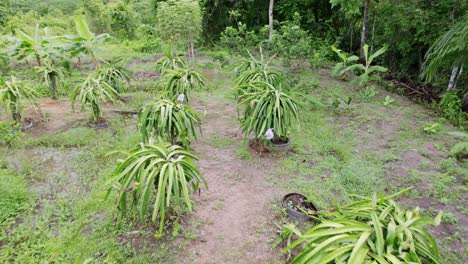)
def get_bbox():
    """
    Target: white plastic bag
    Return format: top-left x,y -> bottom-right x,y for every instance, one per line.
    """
265,128 -> 274,140
177,94 -> 185,103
